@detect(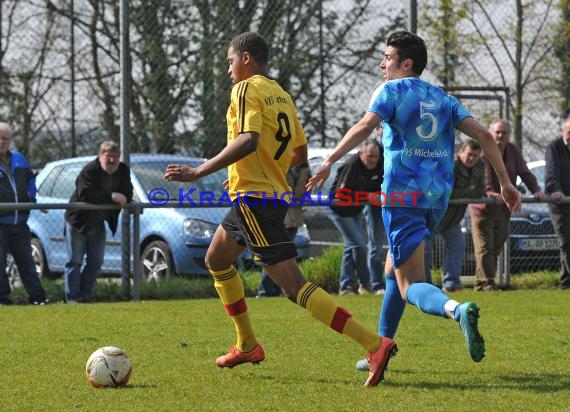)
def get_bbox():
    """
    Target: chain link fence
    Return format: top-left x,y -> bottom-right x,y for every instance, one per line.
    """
2,0 -> 568,294
2,1 -> 566,162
